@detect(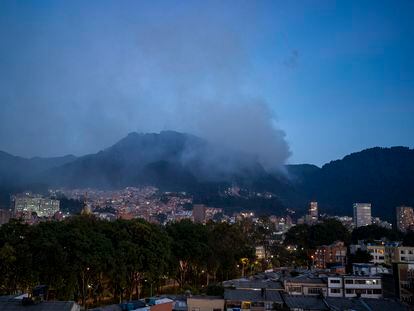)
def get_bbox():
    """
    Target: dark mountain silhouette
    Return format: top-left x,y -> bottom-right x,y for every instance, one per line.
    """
0,151 -> 76,186
295,146 -> 414,220
41,131 -> 269,189
0,132 -> 413,220
0,151 -> 76,208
